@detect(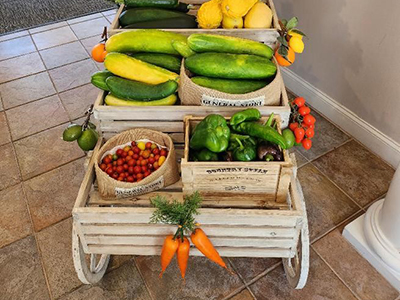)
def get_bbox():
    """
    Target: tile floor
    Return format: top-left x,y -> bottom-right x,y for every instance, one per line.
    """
0,10 -> 399,300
